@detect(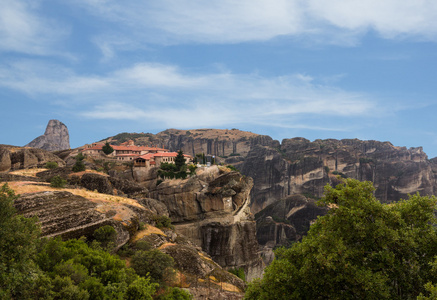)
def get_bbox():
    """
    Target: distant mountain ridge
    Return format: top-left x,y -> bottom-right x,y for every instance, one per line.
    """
26,119 -> 70,151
